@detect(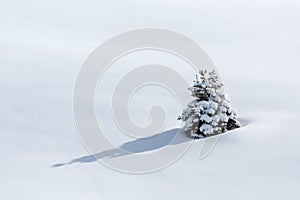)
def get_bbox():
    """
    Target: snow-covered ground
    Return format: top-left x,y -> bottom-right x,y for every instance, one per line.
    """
1,0 -> 300,199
